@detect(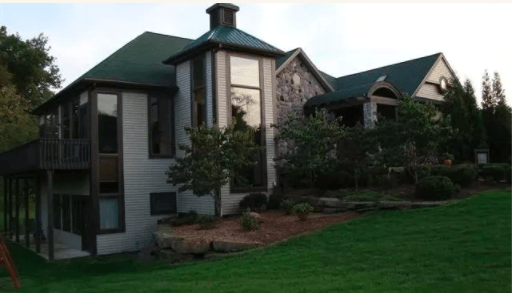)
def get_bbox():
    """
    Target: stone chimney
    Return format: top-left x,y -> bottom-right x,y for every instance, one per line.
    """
206,3 -> 239,30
